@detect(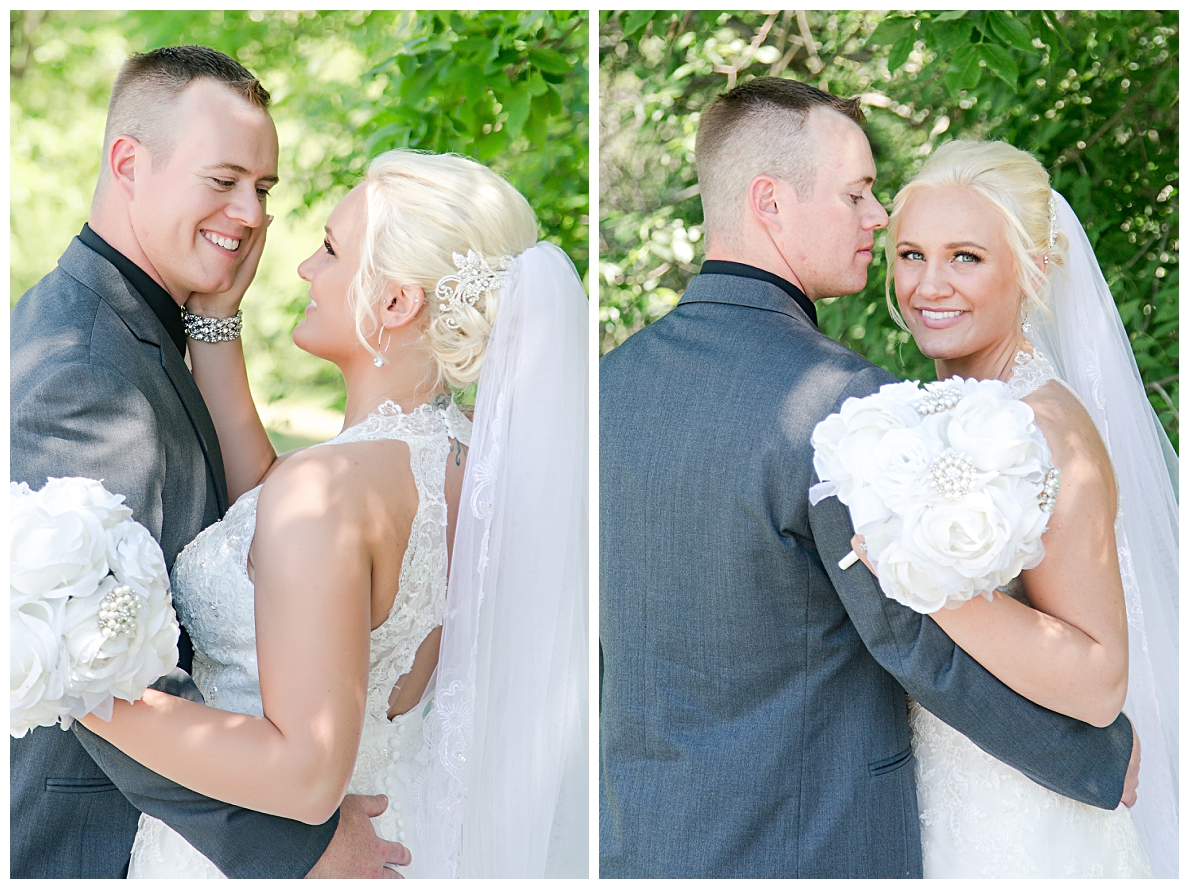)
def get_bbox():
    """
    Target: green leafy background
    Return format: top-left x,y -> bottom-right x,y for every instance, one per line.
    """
12,10 -> 588,448
600,11 -> 1177,449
